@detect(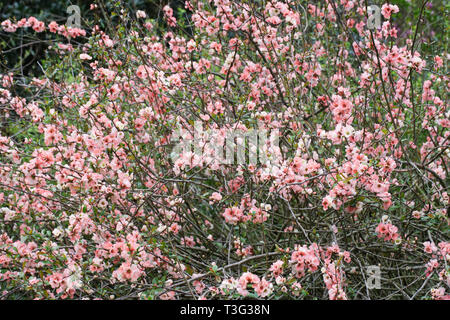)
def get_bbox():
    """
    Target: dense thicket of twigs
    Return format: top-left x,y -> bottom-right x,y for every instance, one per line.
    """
0,0 -> 448,300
